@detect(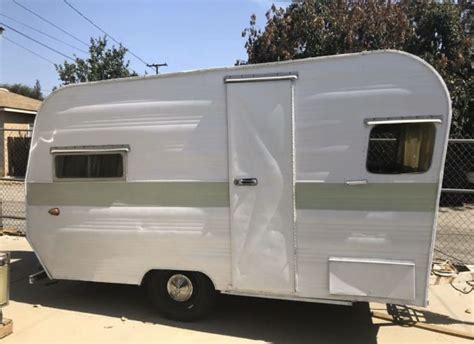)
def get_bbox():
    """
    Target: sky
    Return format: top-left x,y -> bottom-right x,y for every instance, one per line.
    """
0,0 -> 288,95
